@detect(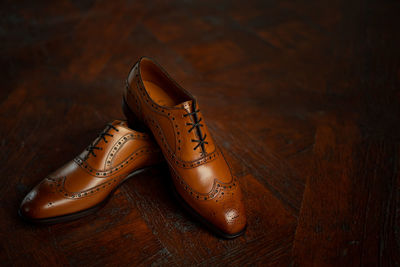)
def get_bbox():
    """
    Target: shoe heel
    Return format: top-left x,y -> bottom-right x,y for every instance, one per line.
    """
122,97 -> 148,132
